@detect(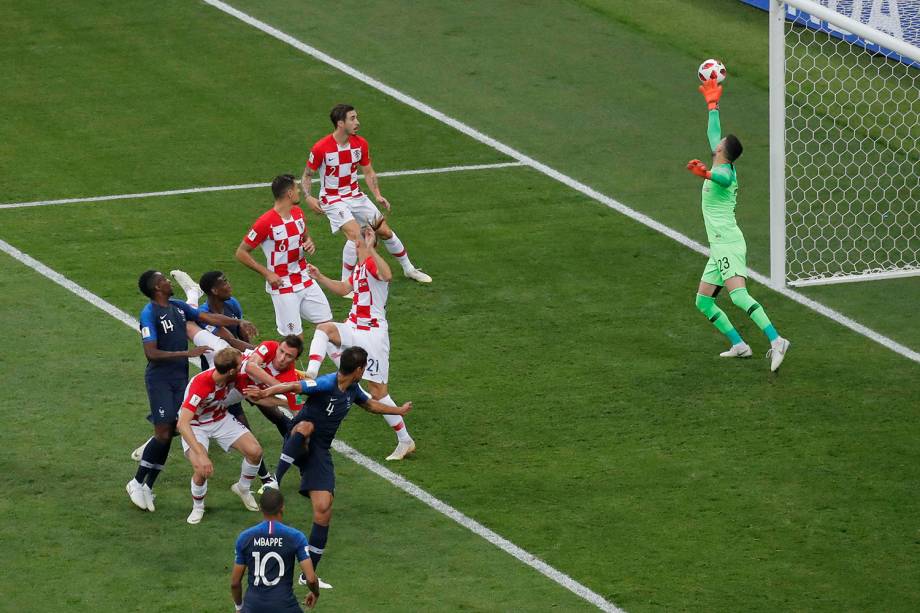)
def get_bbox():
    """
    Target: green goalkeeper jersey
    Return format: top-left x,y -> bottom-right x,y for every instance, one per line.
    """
701,109 -> 744,245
